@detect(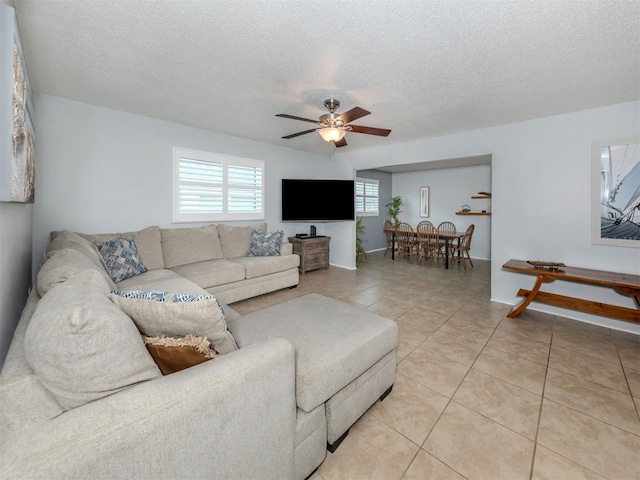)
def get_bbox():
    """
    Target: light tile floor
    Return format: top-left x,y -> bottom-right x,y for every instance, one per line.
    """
231,251 -> 640,480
